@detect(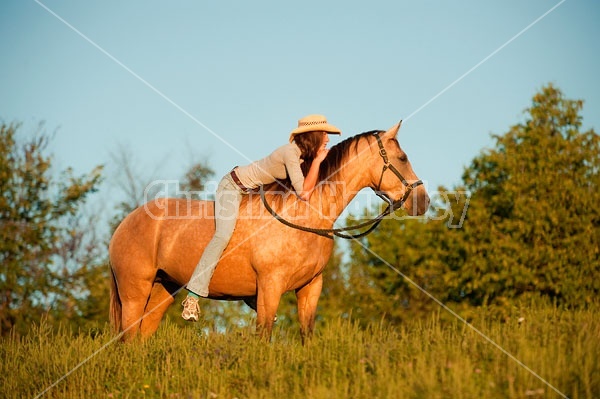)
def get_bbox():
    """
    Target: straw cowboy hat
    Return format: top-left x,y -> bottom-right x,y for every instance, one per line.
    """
289,114 -> 342,143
